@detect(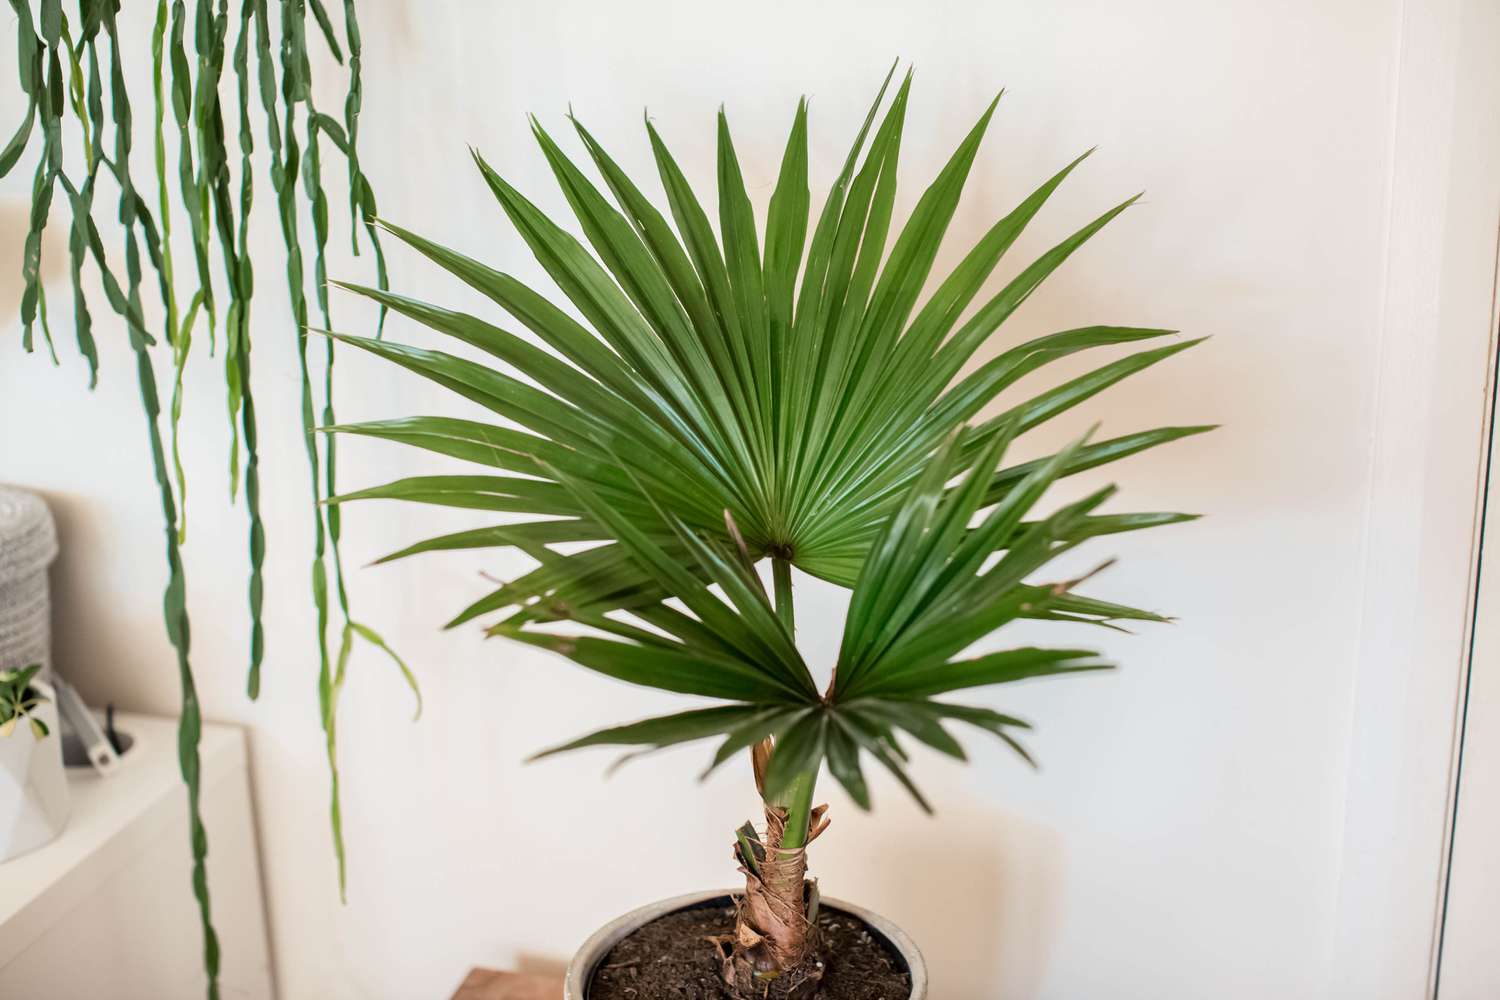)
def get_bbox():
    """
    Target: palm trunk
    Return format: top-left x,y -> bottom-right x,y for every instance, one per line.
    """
720,558 -> 828,999
725,795 -> 822,996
